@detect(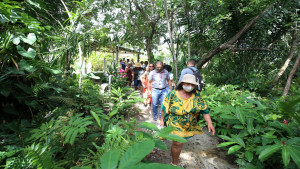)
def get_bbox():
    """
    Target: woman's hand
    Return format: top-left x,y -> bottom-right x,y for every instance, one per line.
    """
207,124 -> 215,135
160,120 -> 164,127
